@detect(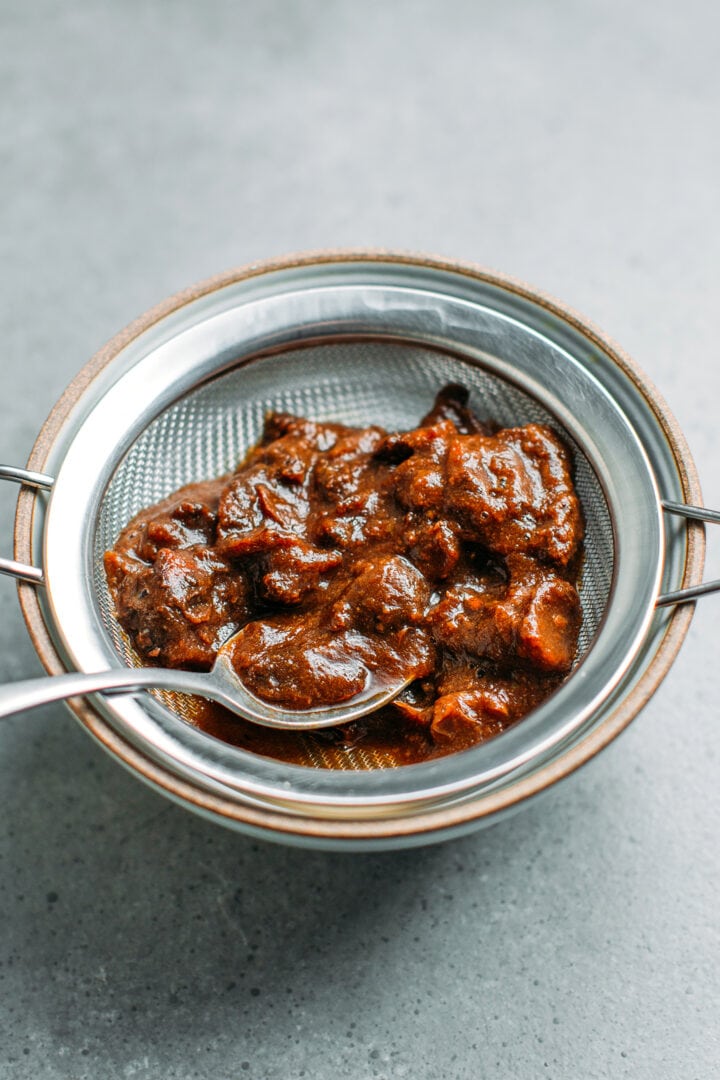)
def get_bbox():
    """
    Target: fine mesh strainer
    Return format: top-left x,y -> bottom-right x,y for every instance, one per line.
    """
3,253 -> 716,850
94,341 -> 613,770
